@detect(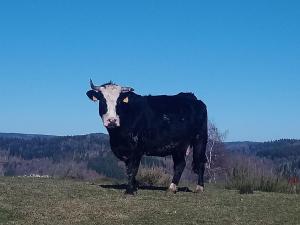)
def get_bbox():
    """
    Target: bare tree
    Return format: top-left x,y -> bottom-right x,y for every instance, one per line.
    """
206,121 -> 227,183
